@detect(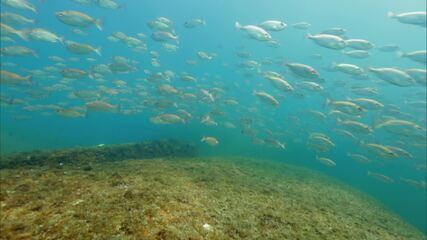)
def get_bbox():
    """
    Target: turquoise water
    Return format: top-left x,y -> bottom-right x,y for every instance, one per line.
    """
1,0 -> 426,234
